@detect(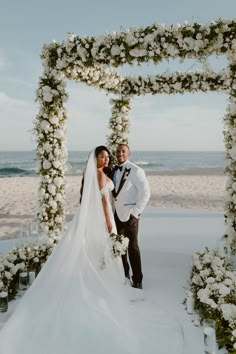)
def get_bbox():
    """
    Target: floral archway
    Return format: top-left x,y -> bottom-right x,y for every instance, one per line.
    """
35,19 -> 236,258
